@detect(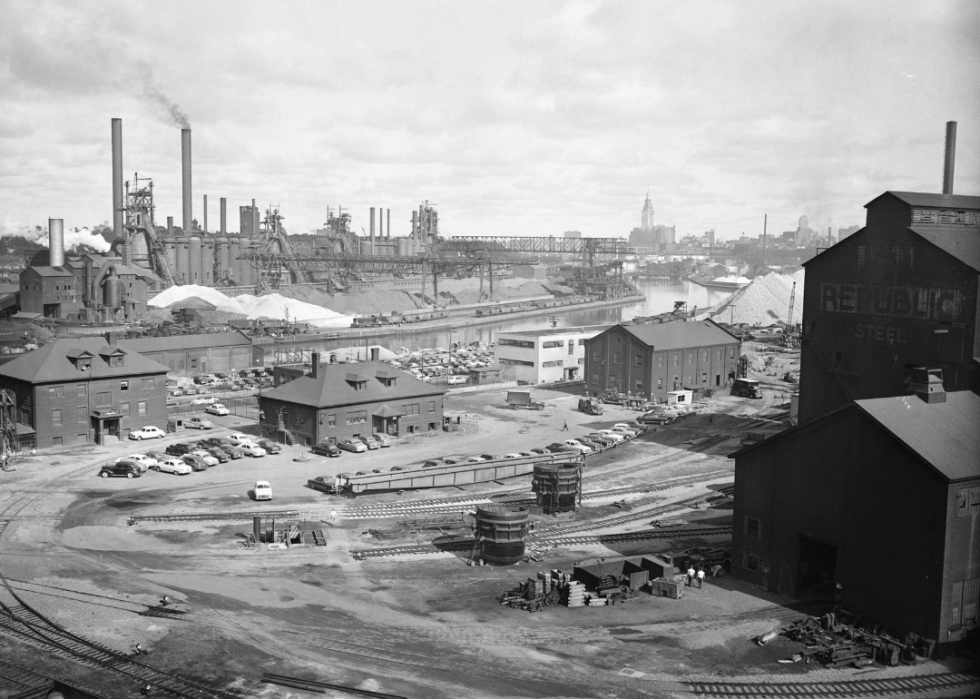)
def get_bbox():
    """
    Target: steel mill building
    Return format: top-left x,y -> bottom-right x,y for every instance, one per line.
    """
583,320 -> 741,401
798,190 -> 980,423
258,355 -> 446,446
